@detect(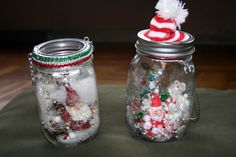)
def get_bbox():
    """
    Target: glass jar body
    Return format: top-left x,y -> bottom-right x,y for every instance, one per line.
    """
33,62 -> 99,146
126,54 -> 197,142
